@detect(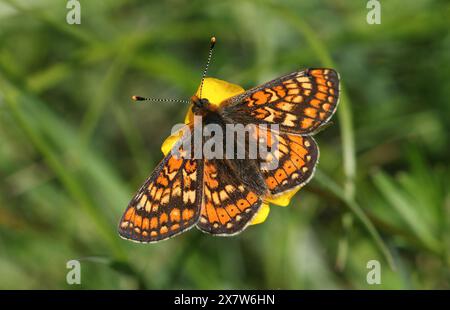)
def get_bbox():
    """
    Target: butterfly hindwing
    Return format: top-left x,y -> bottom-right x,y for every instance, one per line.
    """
221,68 -> 340,135
258,129 -> 319,196
197,159 -> 264,235
118,130 -> 203,243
